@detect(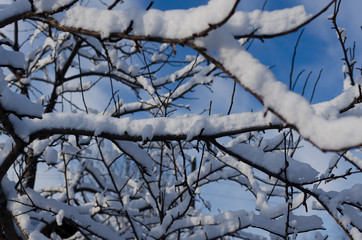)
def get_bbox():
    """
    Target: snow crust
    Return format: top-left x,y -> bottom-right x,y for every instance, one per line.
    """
0,0 -> 31,26
0,70 -> 43,118
29,231 -> 49,240
0,46 -> 26,69
228,6 -> 309,36
58,1 -> 309,41
56,80 -> 93,94
43,147 -> 58,165
0,138 -> 15,166
55,209 -> 64,226
226,143 -> 318,184
33,0 -> 74,12
16,111 -> 281,142
60,0 -> 238,39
